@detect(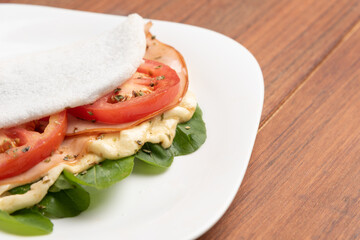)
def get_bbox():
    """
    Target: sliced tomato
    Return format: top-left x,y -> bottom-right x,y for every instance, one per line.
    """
0,111 -> 67,180
65,26 -> 189,136
68,59 -> 181,124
